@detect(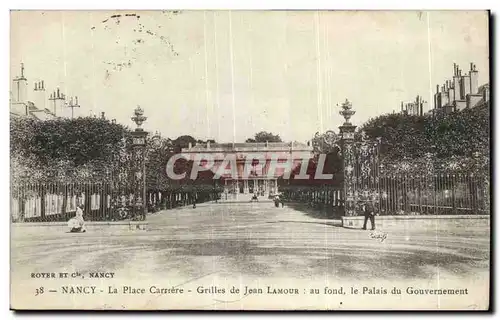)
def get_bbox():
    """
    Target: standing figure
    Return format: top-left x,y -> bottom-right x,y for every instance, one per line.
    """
362,200 -> 376,230
192,193 -> 197,208
68,204 -> 86,233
